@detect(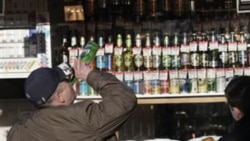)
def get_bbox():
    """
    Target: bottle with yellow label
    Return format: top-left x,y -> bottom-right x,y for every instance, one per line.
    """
123,33 -> 134,71
114,34 -> 125,72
